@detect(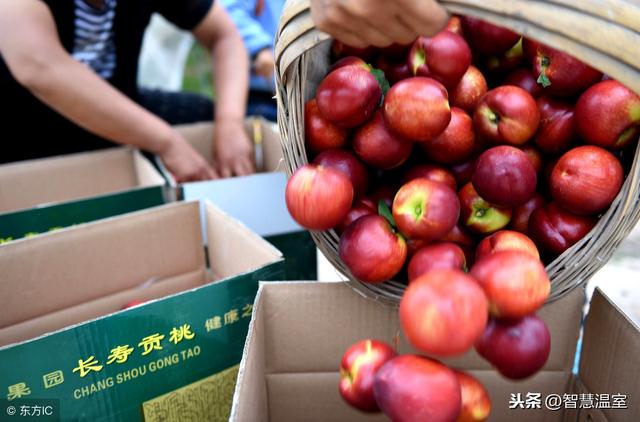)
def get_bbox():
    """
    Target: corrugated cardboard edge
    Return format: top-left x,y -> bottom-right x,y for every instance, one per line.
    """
133,149 -> 166,186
